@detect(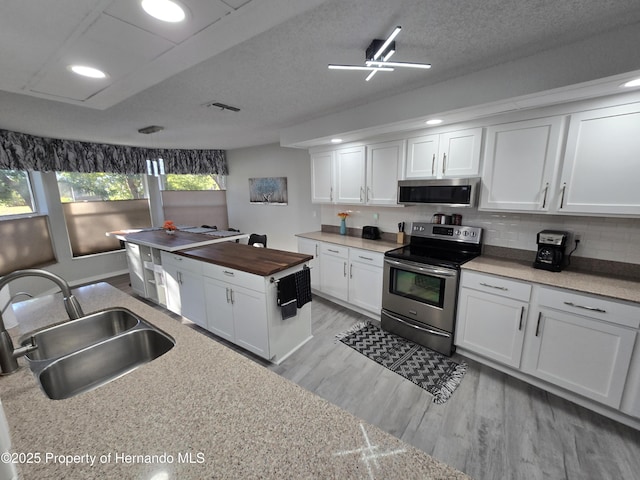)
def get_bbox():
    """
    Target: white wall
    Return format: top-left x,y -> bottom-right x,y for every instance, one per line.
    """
225,144 -> 320,252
